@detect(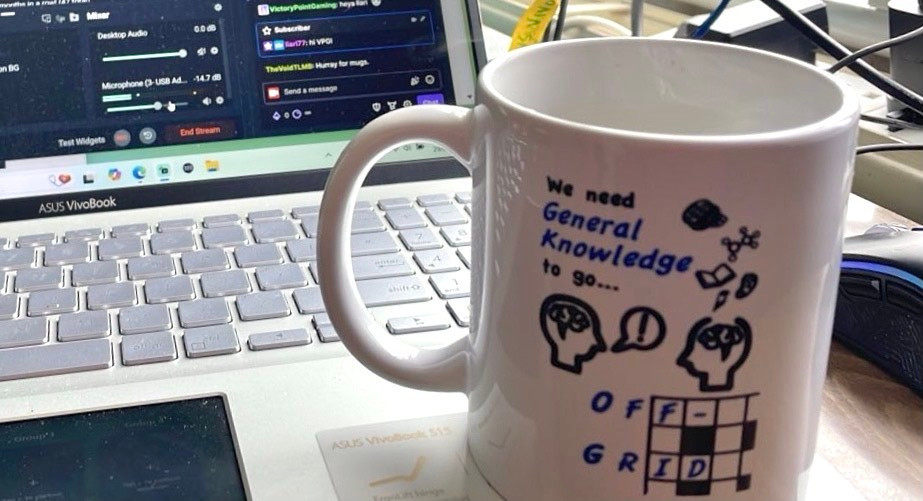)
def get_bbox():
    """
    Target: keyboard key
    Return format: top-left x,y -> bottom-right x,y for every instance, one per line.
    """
58,311 -> 110,341
248,328 -> 311,351
181,249 -> 229,274
413,249 -> 462,274
236,291 -> 291,321
145,276 -> 196,303
202,225 -> 249,249
291,206 -> 319,219
63,230 -> 102,245
399,228 -> 442,251
351,232 -> 400,256
201,270 -> 251,298
313,313 -> 331,326
127,255 -> 175,280
286,238 -> 317,262
351,211 -> 386,233
446,299 -> 471,327
300,215 -> 319,237
252,220 -> 299,244
0,295 -> 18,320
111,223 -> 150,237
44,242 -> 90,266
379,197 -> 413,210
72,260 -> 119,286
440,225 -> 472,247
158,219 -> 196,232
387,315 -> 452,335
184,325 -> 240,358
151,231 -> 196,255
352,254 -> 414,280
0,338 -> 112,382
255,263 -> 308,290
27,288 -> 78,316
293,287 -> 325,314
119,304 -> 172,335
235,243 -> 283,268
0,318 -> 47,348
455,192 -> 472,204
386,208 -> 427,230
15,267 -> 63,292
425,205 -> 468,226
0,248 -> 35,271
316,324 -> 340,343
87,282 -> 137,310
457,247 -> 472,268
17,233 -> 55,247
98,237 -> 145,260
310,254 -> 413,282
417,194 -> 452,206
358,276 -> 432,307
203,214 -> 240,228
249,209 -> 286,222
178,298 -> 231,328
430,272 -> 471,299
465,204 -> 472,215
121,331 -> 177,366
354,201 -> 373,212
